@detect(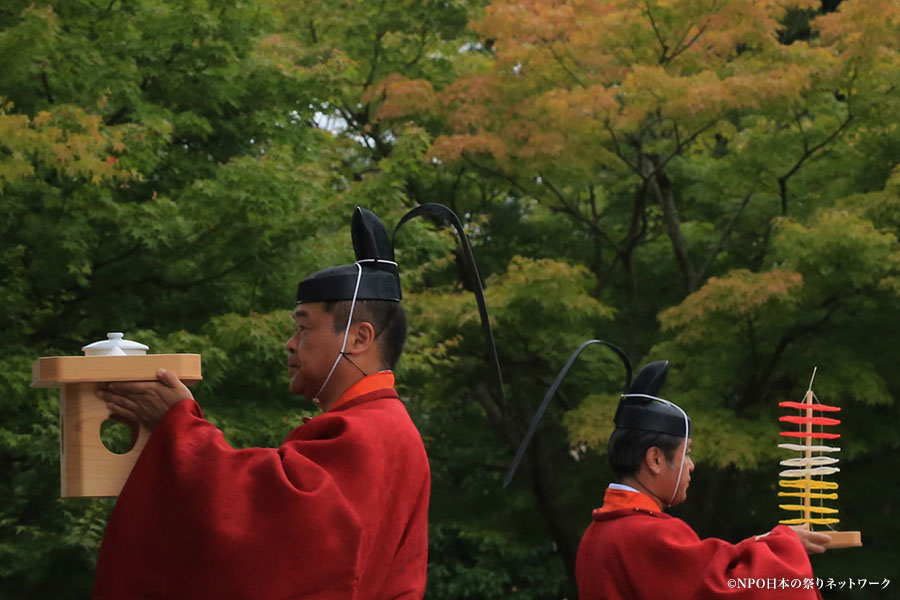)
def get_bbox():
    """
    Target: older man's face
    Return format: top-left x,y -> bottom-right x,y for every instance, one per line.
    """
286,302 -> 344,400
